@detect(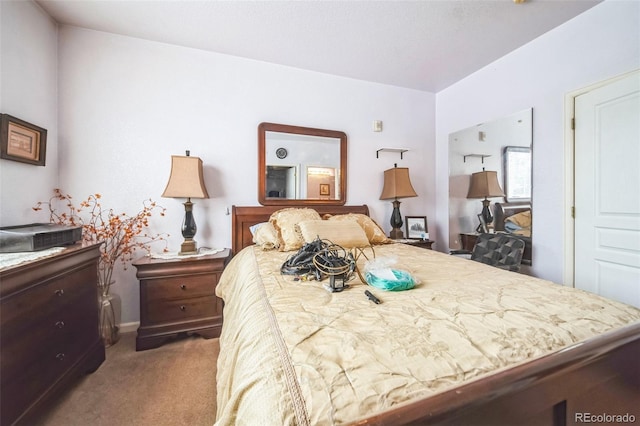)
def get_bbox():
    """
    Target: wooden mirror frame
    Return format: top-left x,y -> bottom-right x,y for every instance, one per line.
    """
258,122 -> 347,206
